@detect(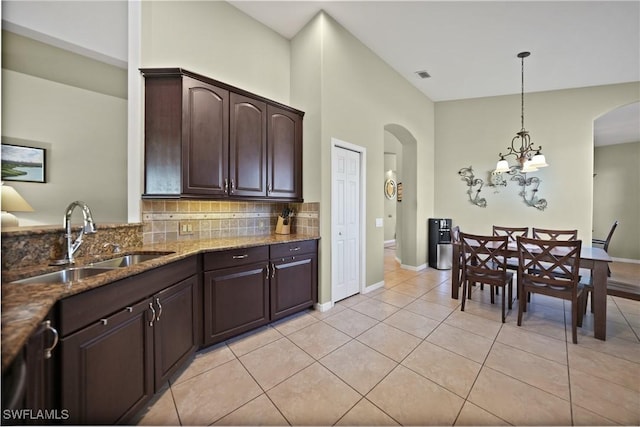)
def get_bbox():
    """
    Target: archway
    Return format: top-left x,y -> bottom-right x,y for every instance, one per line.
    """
592,101 -> 640,261
384,124 -> 419,268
